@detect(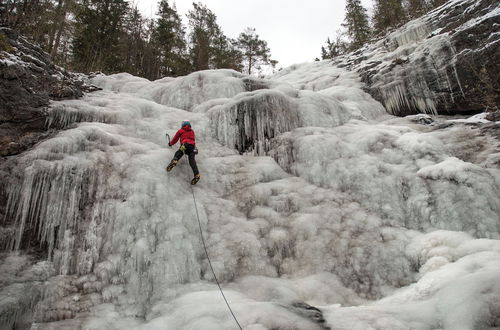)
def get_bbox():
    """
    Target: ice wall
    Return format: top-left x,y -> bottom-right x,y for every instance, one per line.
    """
1,90 -> 215,326
90,66 -> 385,155
270,123 -> 500,237
91,70 -> 249,111
202,87 -> 370,155
1,48 -> 500,330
